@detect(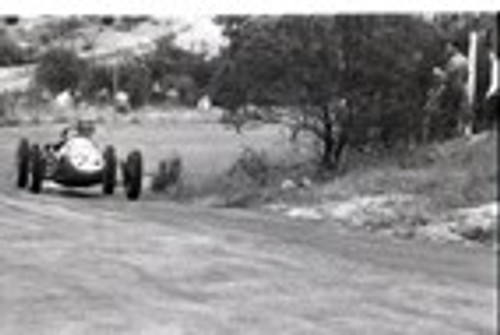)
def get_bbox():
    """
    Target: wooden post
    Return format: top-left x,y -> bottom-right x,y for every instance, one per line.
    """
465,30 -> 479,136
486,20 -> 499,99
